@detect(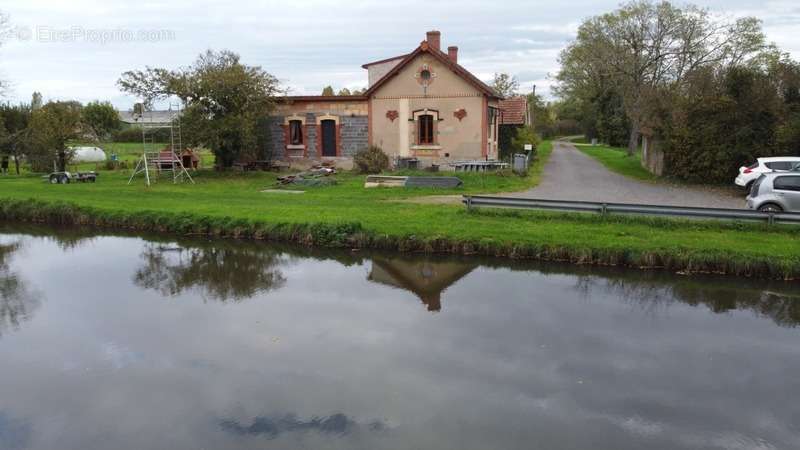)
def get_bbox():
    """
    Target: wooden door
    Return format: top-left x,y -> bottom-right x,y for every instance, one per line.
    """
321,120 -> 337,157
